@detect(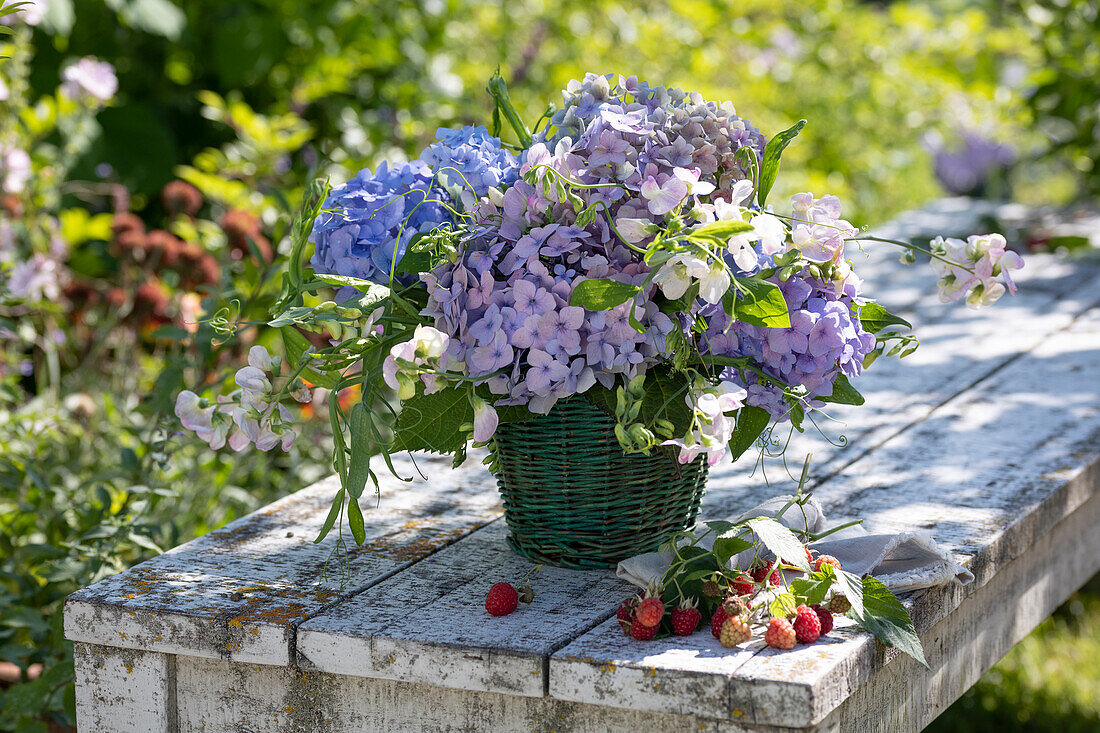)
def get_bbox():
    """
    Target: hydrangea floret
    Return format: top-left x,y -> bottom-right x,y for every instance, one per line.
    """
176,73 -> 1023,545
